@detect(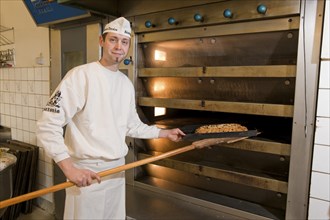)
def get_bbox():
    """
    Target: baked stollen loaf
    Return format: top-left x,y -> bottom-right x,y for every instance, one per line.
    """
195,123 -> 248,134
